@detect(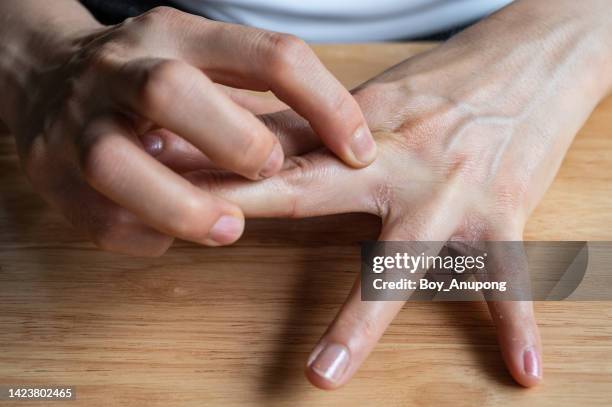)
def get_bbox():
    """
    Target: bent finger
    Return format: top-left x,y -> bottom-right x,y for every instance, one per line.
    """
141,109 -> 321,172
111,59 -> 284,180
173,18 -> 376,167
40,162 -> 174,257
216,84 -> 289,115
140,128 -> 215,172
80,115 -> 244,246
